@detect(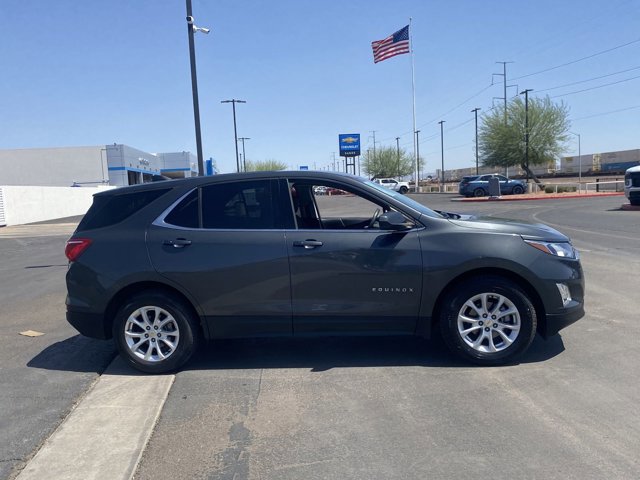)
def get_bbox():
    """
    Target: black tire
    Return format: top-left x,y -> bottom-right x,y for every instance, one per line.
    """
439,276 -> 537,365
113,292 -> 201,374
512,185 -> 524,195
473,188 -> 486,197
399,186 -> 409,194
630,197 -> 640,206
